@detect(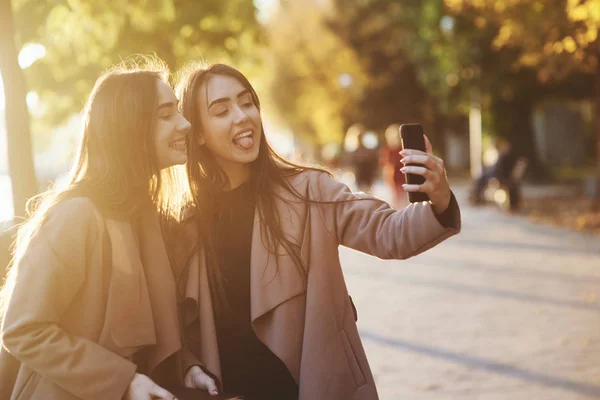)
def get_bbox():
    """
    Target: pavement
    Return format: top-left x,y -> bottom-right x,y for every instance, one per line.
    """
340,182 -> 600,399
